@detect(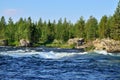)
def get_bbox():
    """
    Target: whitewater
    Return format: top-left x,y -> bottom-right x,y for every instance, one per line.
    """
0,46 -> 120,80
